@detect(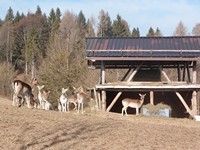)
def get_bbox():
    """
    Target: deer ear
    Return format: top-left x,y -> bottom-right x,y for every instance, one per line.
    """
139,93 -> 141,96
